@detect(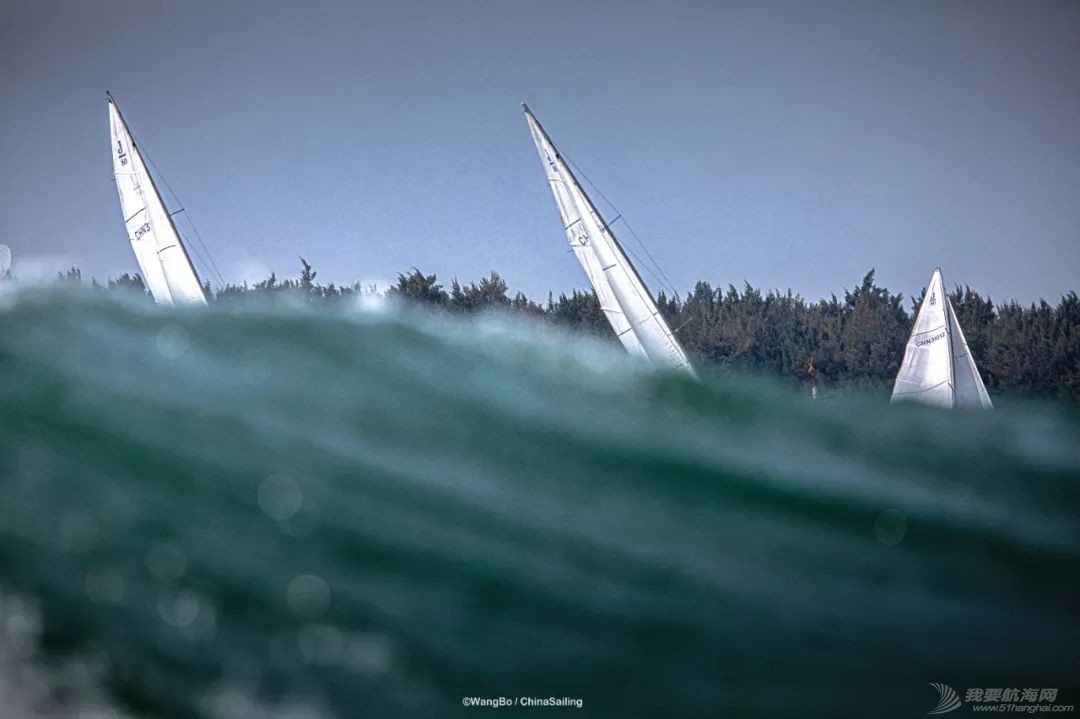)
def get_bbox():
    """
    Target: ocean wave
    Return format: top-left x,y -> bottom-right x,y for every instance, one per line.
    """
0,288 -> 1077,718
